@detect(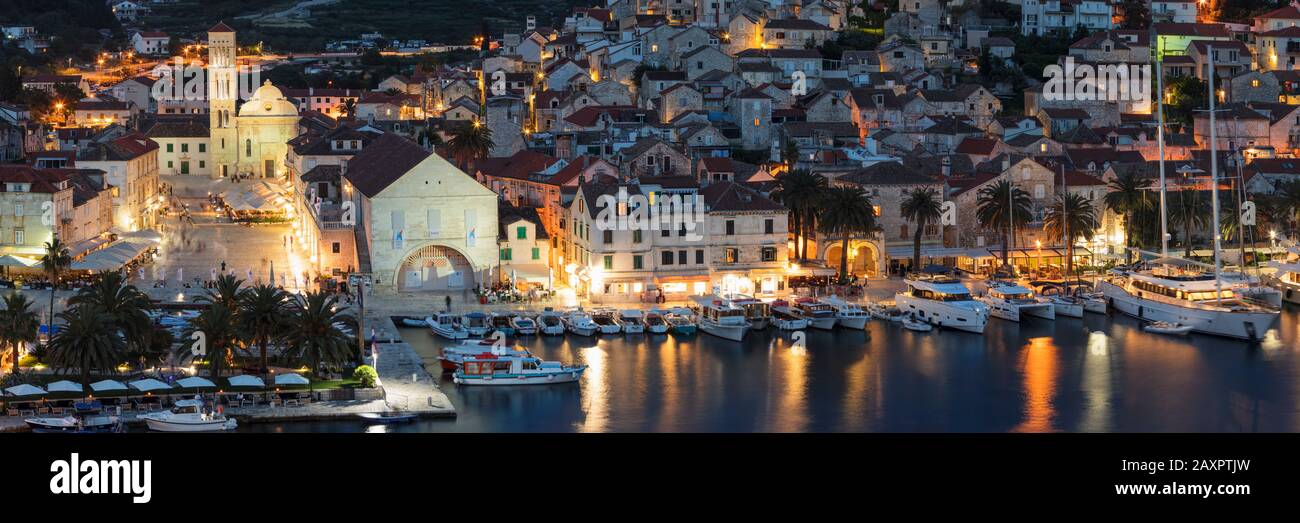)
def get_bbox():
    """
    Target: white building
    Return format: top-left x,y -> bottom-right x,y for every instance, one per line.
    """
1021,0 -> 1114,36
131,31 -> 170,56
